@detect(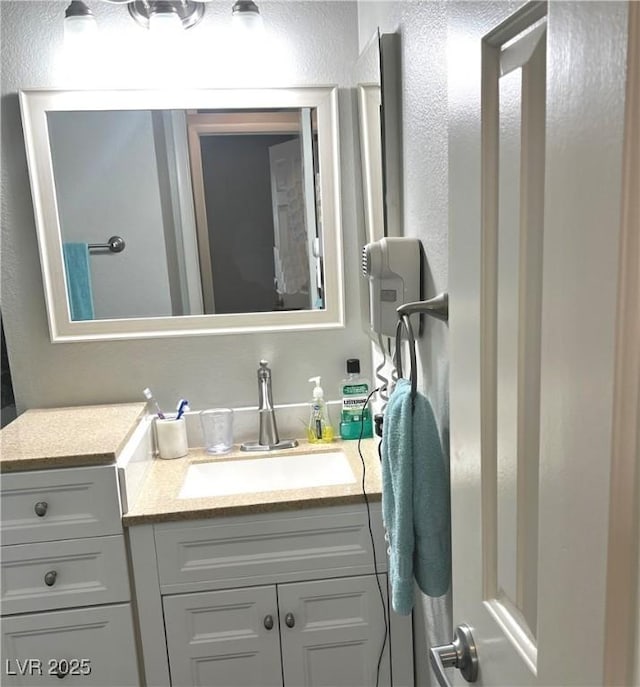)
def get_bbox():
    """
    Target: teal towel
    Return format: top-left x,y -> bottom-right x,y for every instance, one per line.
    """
381,378 -> 451,614
62,243 -> 95,321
